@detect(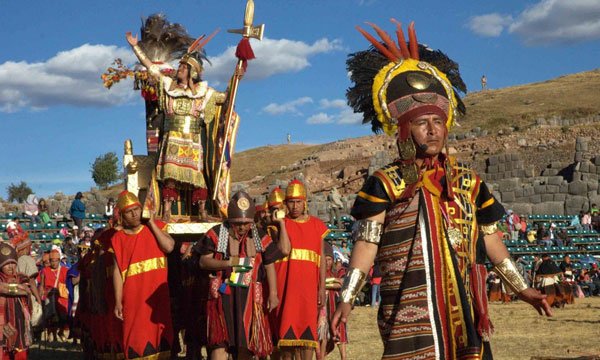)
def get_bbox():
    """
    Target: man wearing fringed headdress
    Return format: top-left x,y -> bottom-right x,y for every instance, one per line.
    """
331,21 -> 551,359
126,20 -> 225,222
